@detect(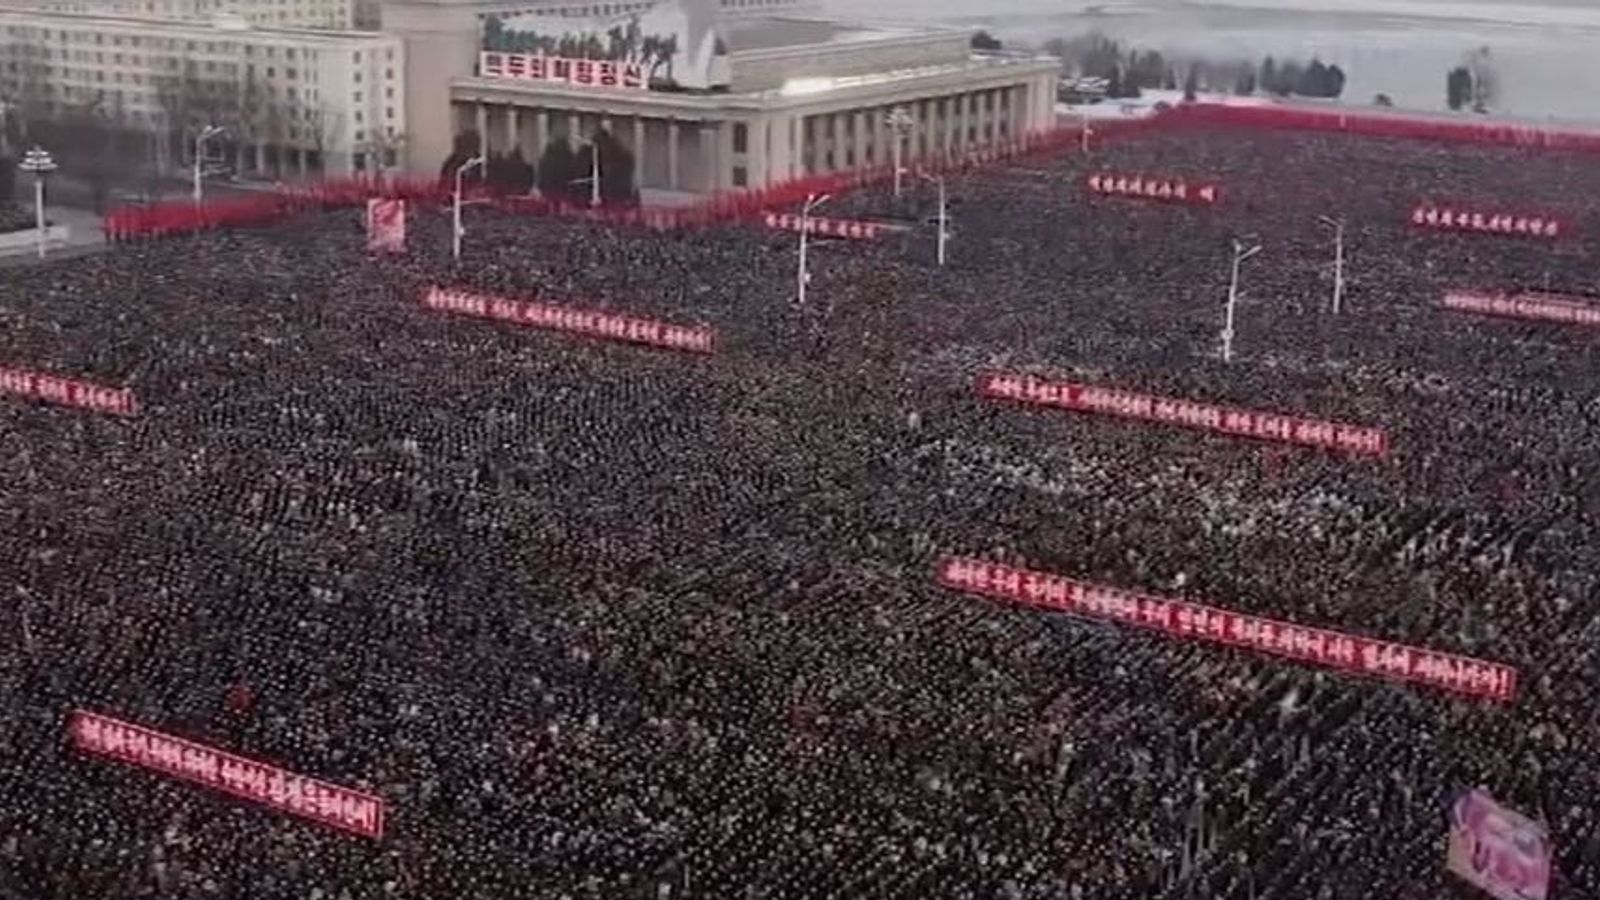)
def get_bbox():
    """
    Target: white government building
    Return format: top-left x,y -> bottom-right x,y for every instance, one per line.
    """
386,0 -> 1060,194
0,5 -> 404,174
